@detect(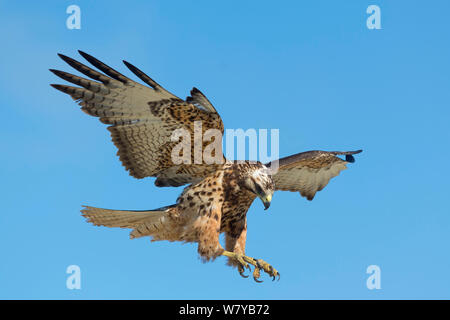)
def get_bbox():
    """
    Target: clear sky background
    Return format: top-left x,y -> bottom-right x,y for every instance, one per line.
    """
1,0 -> 449,299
